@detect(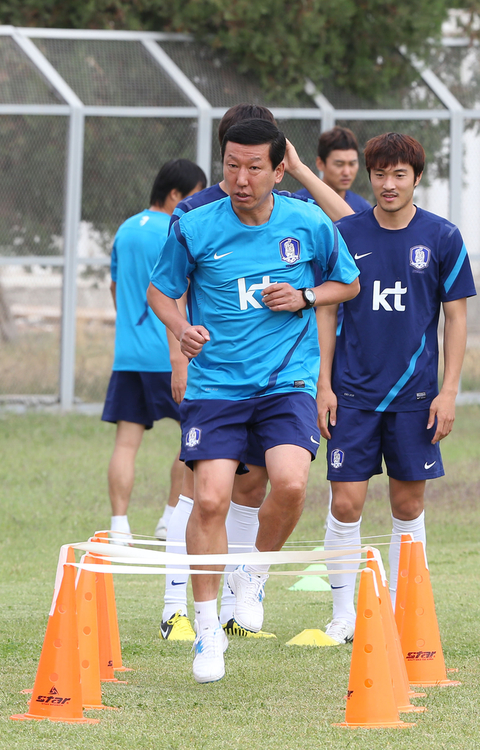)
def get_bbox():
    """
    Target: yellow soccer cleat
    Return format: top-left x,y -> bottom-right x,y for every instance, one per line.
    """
160,611 -> 196,641
222,618 -> 277,639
